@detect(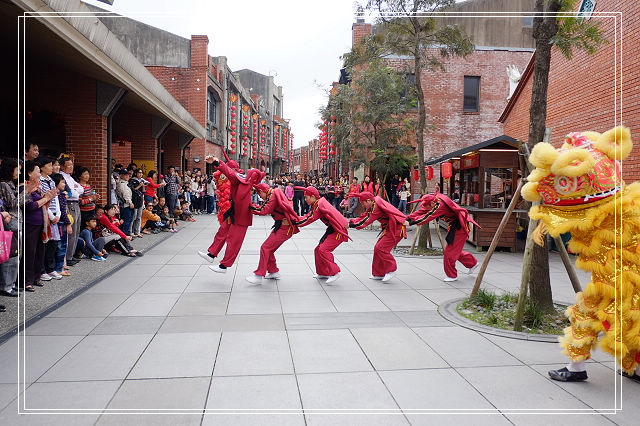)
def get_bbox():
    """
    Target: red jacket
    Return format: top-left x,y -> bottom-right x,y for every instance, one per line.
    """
361,182 -> 374,193
408,193 -> 480,236
215,161 -> 263,227
350,196 -> 407,238
250,188 -> 300,234
99,214 -> 127,239
294,197 -> 350,240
